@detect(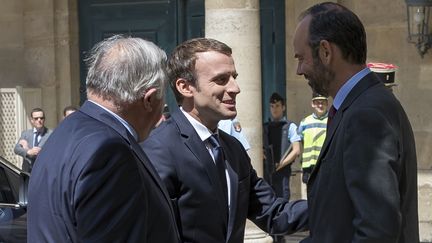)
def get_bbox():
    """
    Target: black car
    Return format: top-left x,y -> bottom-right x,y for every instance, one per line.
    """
0,155 -> 28,243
